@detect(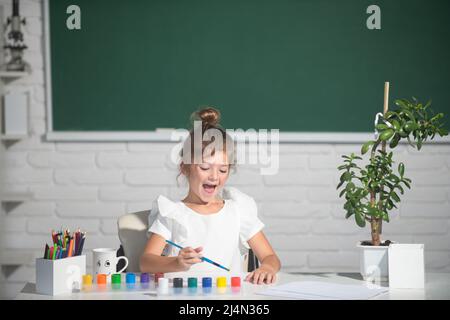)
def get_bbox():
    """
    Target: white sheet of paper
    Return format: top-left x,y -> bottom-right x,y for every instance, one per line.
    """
257,281 -> 388,300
